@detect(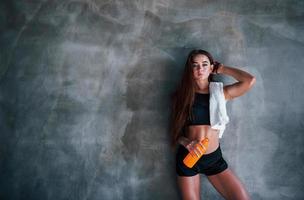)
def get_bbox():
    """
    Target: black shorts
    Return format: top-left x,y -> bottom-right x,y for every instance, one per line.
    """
176,143 -> 228,176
